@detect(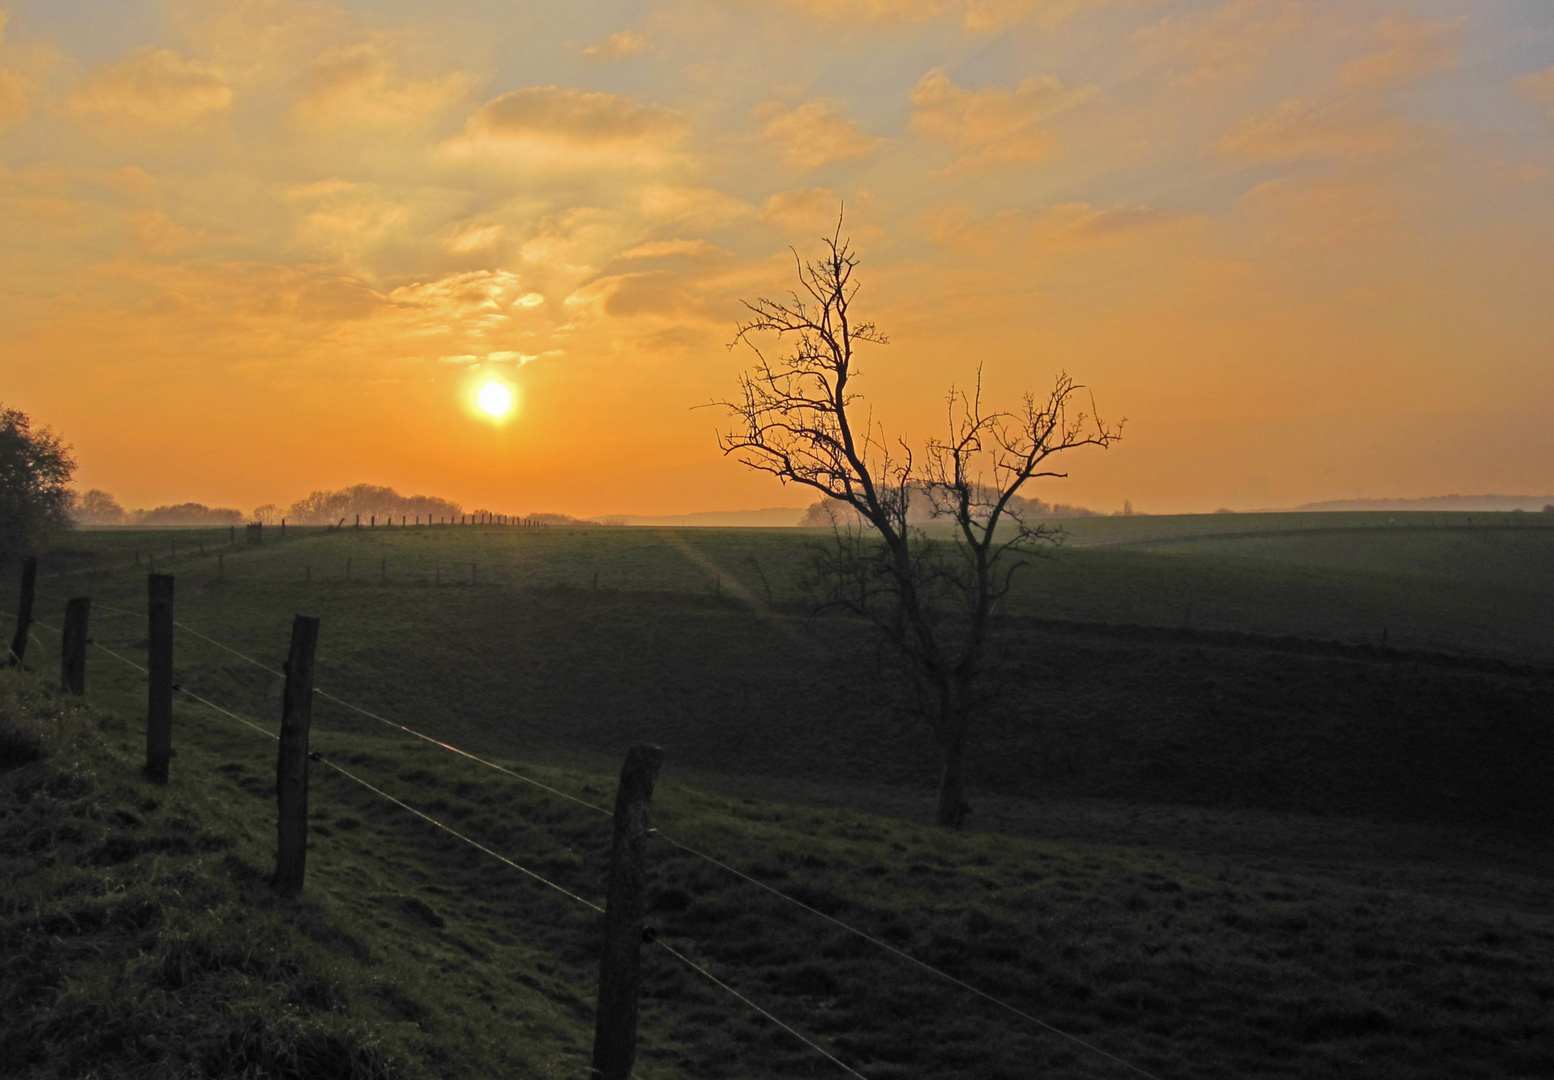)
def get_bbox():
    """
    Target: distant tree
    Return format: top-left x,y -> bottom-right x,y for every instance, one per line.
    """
137,503 -> 244,526
0,405 -> 76,557
720,220 -> 1119,827
76,488 -> 127,525
284,484 -> 462,525
251,503 -> 280,524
